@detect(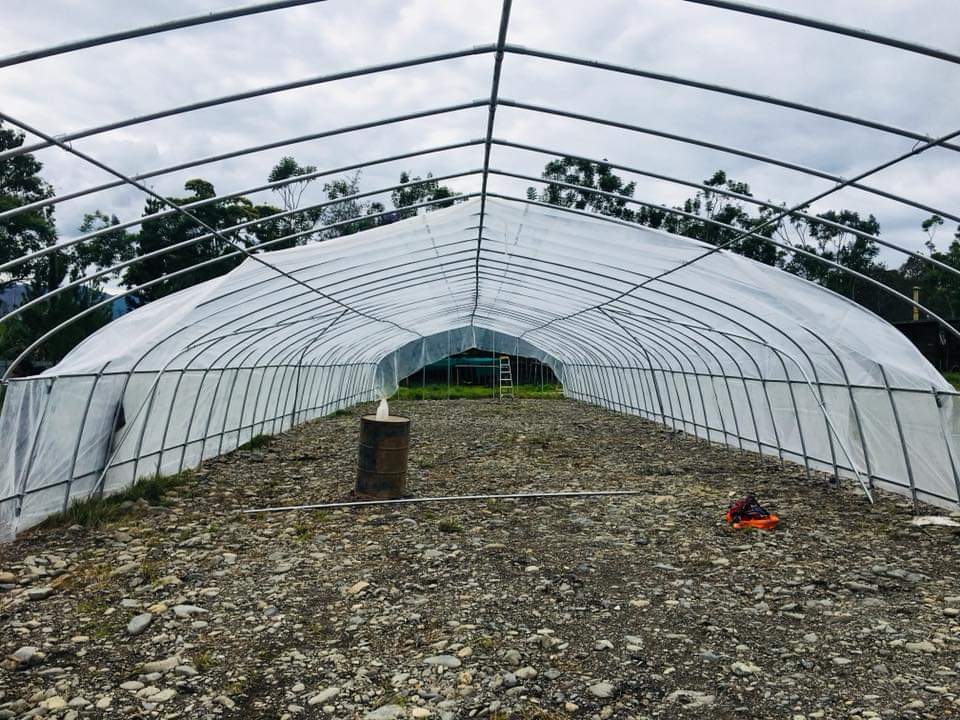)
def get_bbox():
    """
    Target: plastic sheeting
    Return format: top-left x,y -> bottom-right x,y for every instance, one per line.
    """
2,197 -> 958,539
